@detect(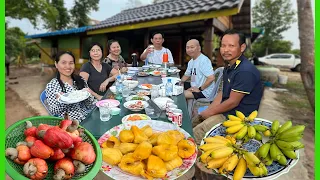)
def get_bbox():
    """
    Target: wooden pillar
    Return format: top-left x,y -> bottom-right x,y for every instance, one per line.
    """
144,29 -> 150,48
203,19 -> 214,60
